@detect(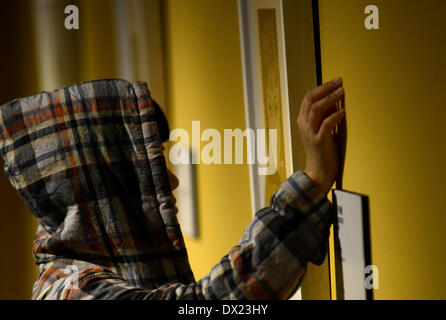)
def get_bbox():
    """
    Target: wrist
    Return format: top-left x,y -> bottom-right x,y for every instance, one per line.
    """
303,169 -> 332,195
